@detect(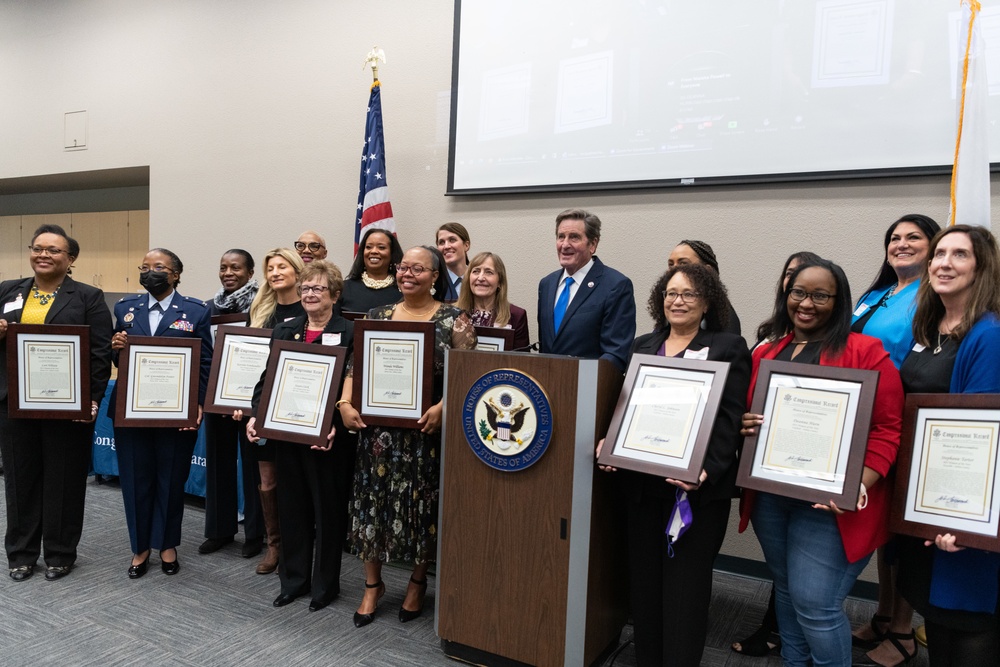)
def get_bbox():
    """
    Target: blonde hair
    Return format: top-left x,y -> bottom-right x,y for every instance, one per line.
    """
455,252 -> 512,327
249,247 -> 305,328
